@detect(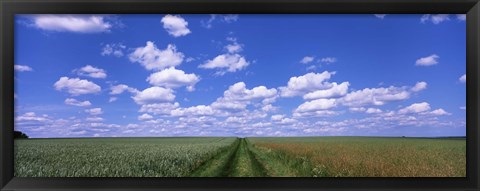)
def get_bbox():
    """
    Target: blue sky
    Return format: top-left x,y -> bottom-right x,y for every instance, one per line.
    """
14,14 -> 466,138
